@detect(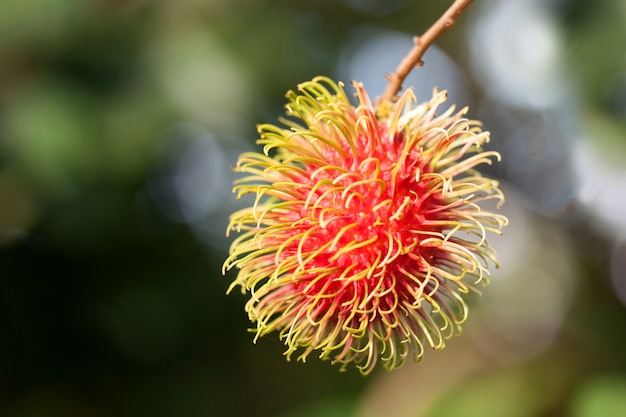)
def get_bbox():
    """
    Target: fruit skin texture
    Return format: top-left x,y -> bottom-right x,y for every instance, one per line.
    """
224,77 -> 508,374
